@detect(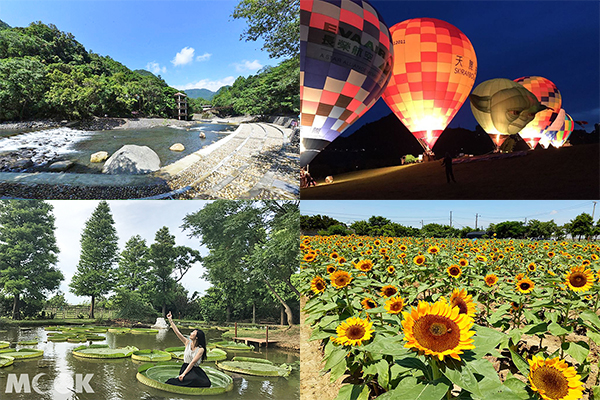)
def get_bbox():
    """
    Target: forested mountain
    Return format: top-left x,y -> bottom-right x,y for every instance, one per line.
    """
0,20 -> 10,30
0,22 -> 180,121
183,88 -> 216,101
